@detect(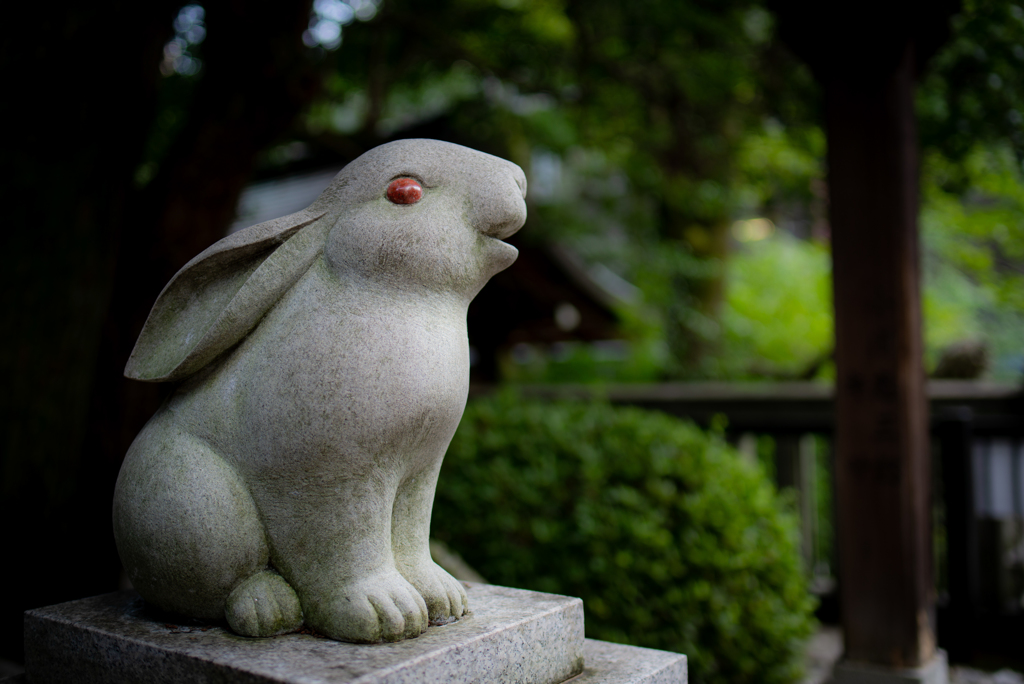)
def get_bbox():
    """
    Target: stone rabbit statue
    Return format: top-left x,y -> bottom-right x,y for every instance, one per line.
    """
113,139 -> 526,643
